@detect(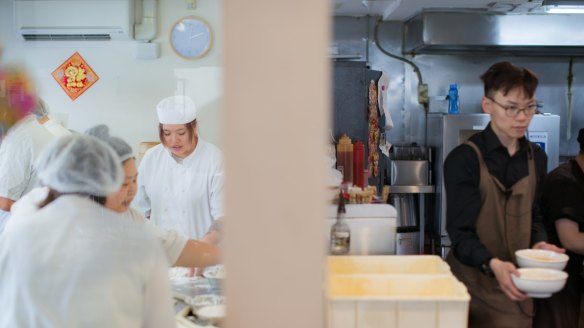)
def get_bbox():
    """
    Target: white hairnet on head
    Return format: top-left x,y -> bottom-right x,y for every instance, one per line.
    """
85,124 -> 133,162
32,98 -> 49,118
36,134 -> 123,197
